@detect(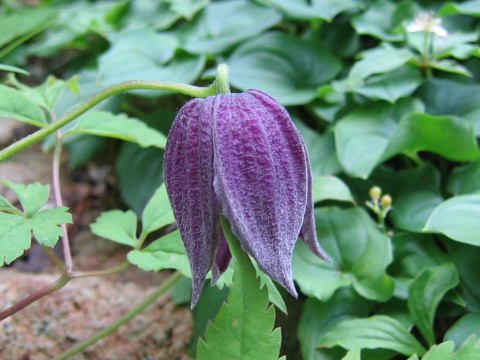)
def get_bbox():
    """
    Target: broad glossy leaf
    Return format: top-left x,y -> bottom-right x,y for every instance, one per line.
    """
298,289 -> 372,360
179,0 -> 281,54
447,160 -> 480,195
447,242 -> 480,312
255,0 -> 359,21
381,114 -> 480,163
166,0 -> 209,20
296,122 -> 341,176
408,264 -> 459,346
227,32 -> 342,105
419,336 -> 480,360
334,102 -> 396,179
196,219 -> 281,360
352,66 -> 422,103
141,184 -> 175,237
351,1 -> 414,42
444,314 -> 480,347
1,180 -> 49,216
90,210 -> 138,247
127,230 -> 191,276
389,164 -> 444,233
440,0 -> 480,17
427,60 -> 472,77
345,44 -> 414,87
66,111 -> 167,148
313,176 -> 354,204
294,207 -> 394,302
423,195 -> 480,245
419,79 -> 480,135
341,347 -> 361,360
116,143 -> 164,215
318,315 -> 426,356
0,85 -> 46,127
